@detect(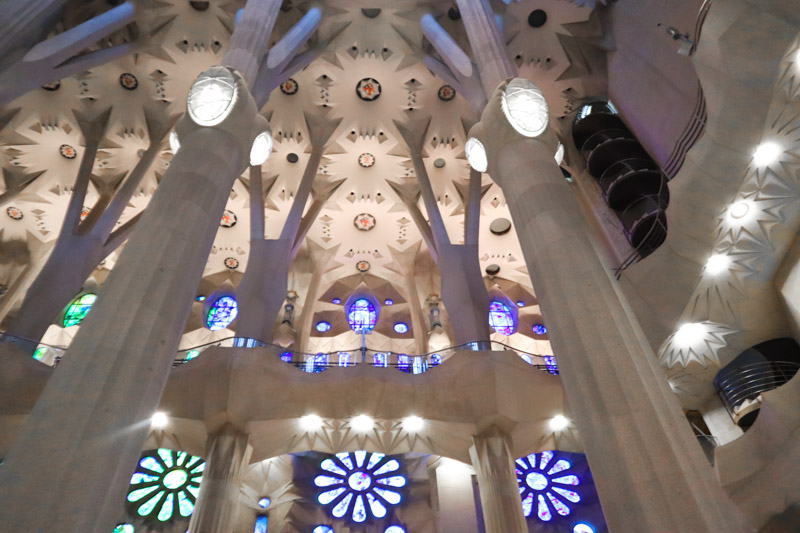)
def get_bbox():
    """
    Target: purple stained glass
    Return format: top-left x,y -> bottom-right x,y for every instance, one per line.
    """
516,451 -> 581,522
397,354 -> 410,372
489,301 -> 516,335
532,323 -> 547,335
281,351 -> 292,362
